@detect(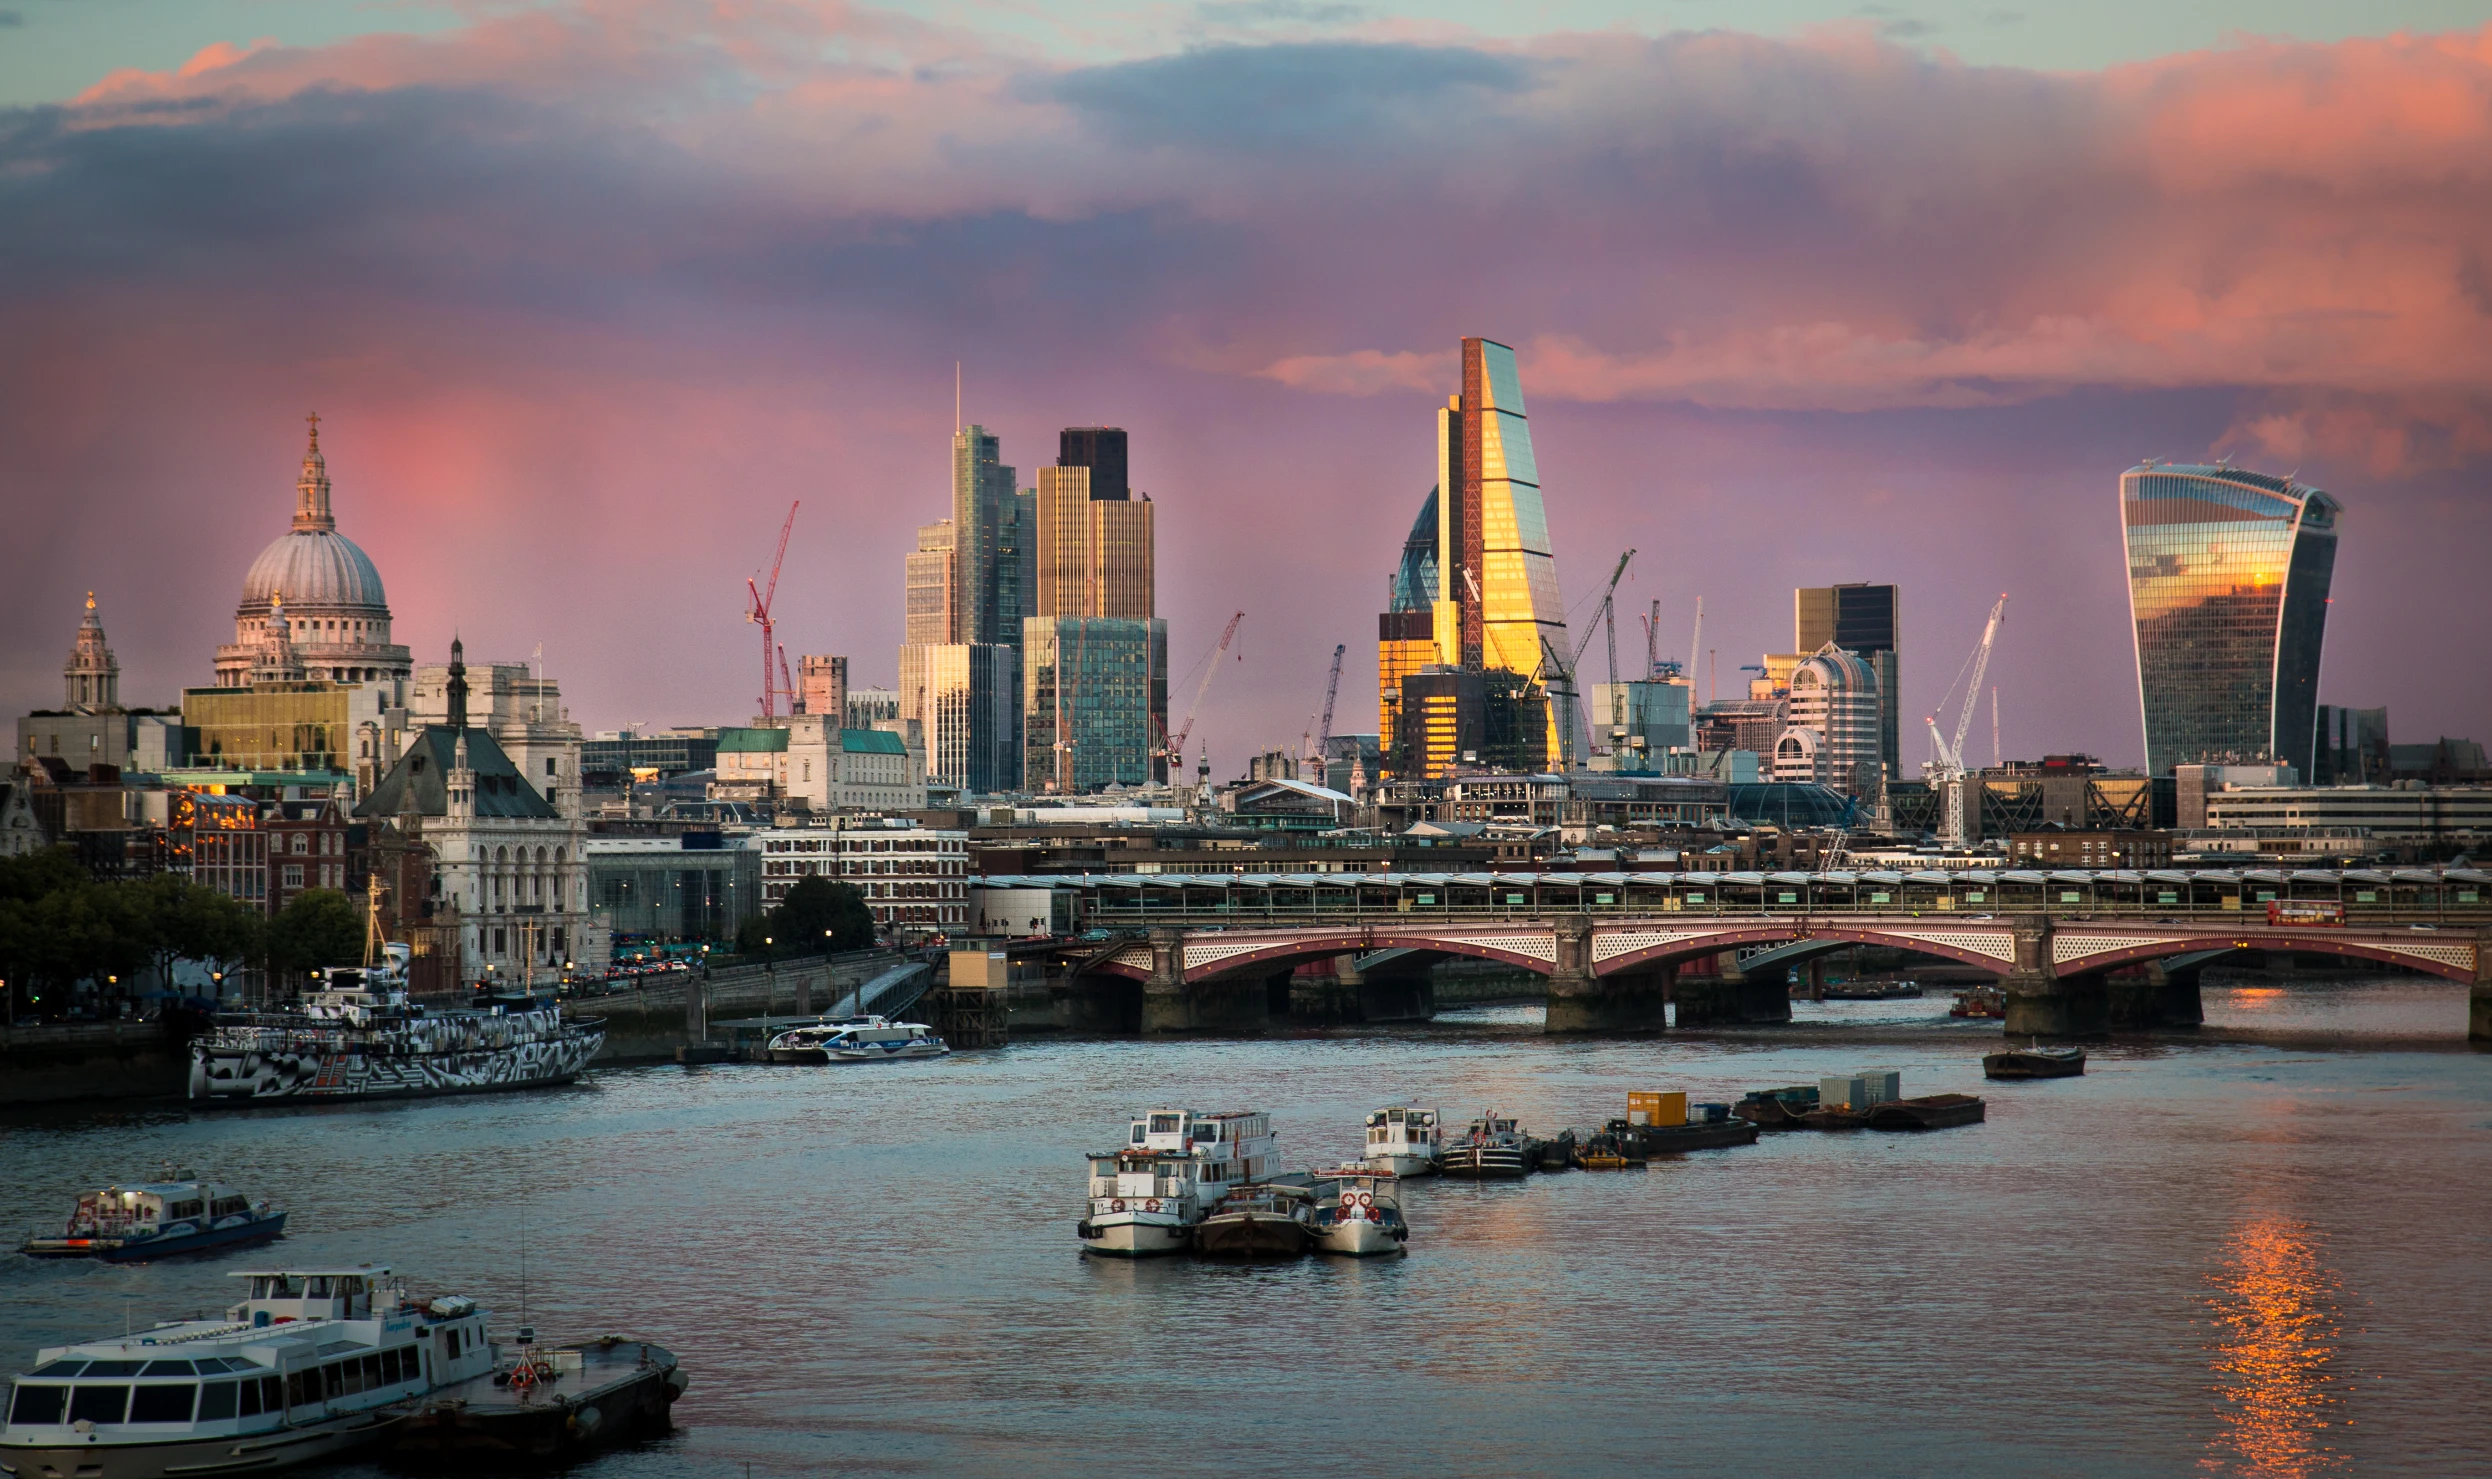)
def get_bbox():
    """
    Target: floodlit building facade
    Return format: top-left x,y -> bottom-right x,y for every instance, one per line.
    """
2121,462 -> 2339,777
